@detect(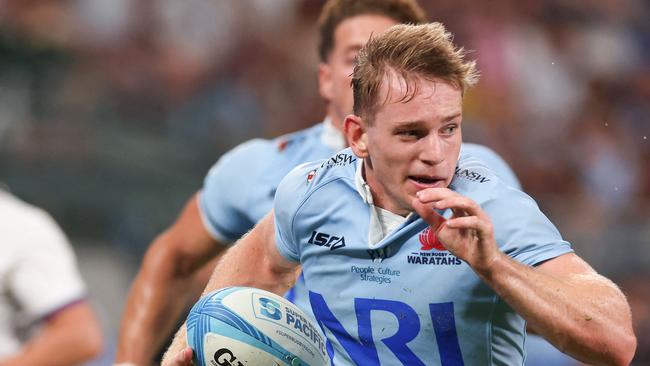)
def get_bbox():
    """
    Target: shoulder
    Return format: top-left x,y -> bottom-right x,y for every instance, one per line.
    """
460,143 -> 521,189
0,190 -> 72,256
274,149 -> 358,214
206,123 -> 328,181
451,154 -> 537,214
0,191 -> 67,241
